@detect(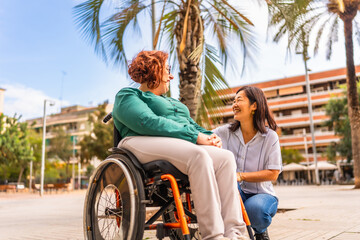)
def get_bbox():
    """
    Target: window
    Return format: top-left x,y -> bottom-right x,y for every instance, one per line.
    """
69,122 -> 77,130
279,86 -> 304,96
